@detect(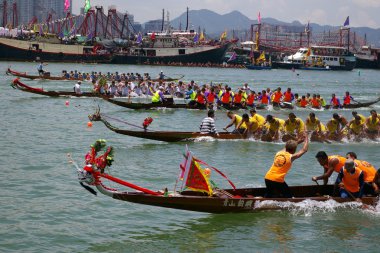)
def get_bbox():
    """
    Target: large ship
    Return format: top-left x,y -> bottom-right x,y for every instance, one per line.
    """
272,46 -> 356,70
0,37 -> 111,63
110,31 -> 231,65
354,45 -> 380,69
